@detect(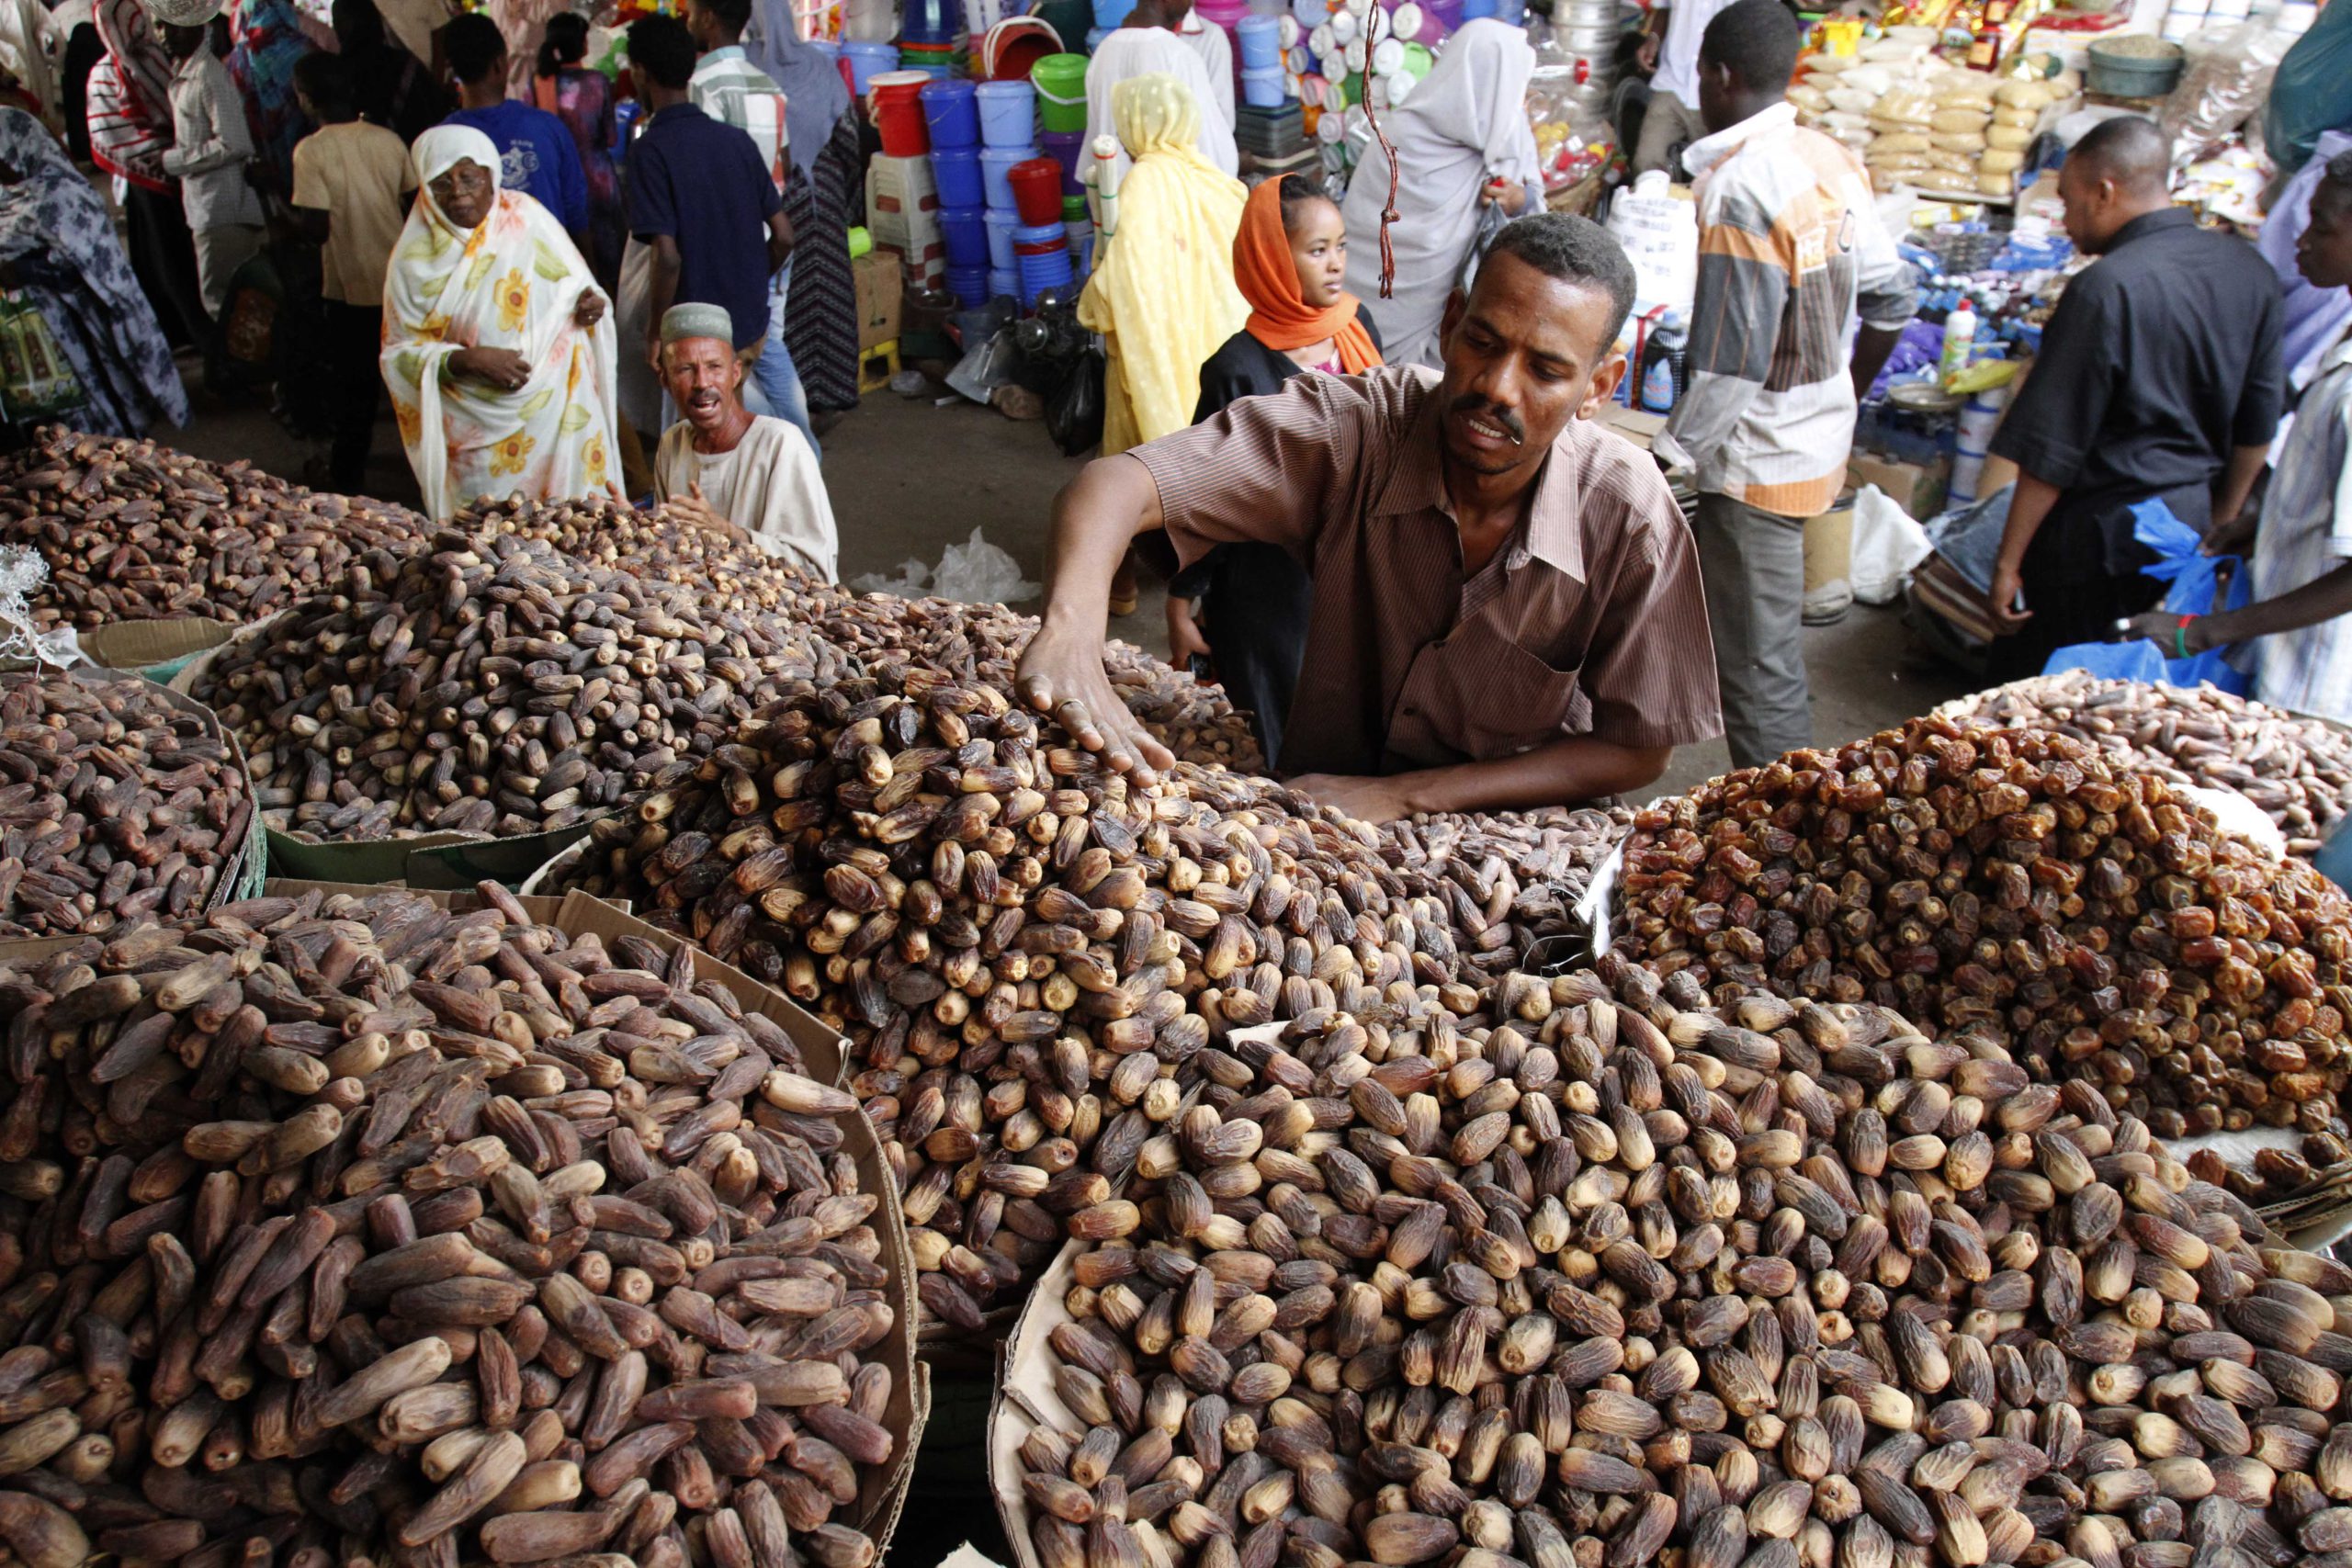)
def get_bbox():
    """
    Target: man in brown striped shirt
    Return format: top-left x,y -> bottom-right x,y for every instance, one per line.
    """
1016,213 -> 1724,824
